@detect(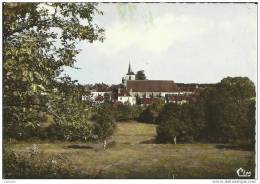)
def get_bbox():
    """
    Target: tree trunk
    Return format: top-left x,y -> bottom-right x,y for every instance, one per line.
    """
103,139 -> 107,150
174,136 -> 177,144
